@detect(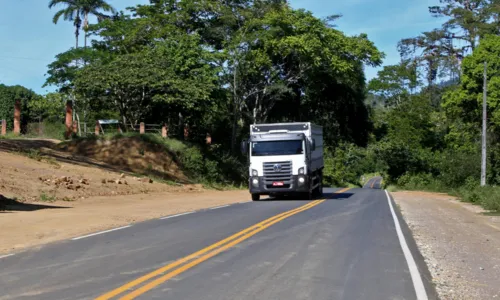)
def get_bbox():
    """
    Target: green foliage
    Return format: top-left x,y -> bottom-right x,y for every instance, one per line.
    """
26,149 -> 42,161
39,192 -> 56,202
49,0 -> 116,48
43,0 -> 385,150
457,184 -> 500,212
368,61 -> 419,107
28,93 -> 66,123
0,84 -> 38,132
74,36 -> 218,126
443,35 -> 500,135
323,143 -> 385,187
434,149 -> 481,188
